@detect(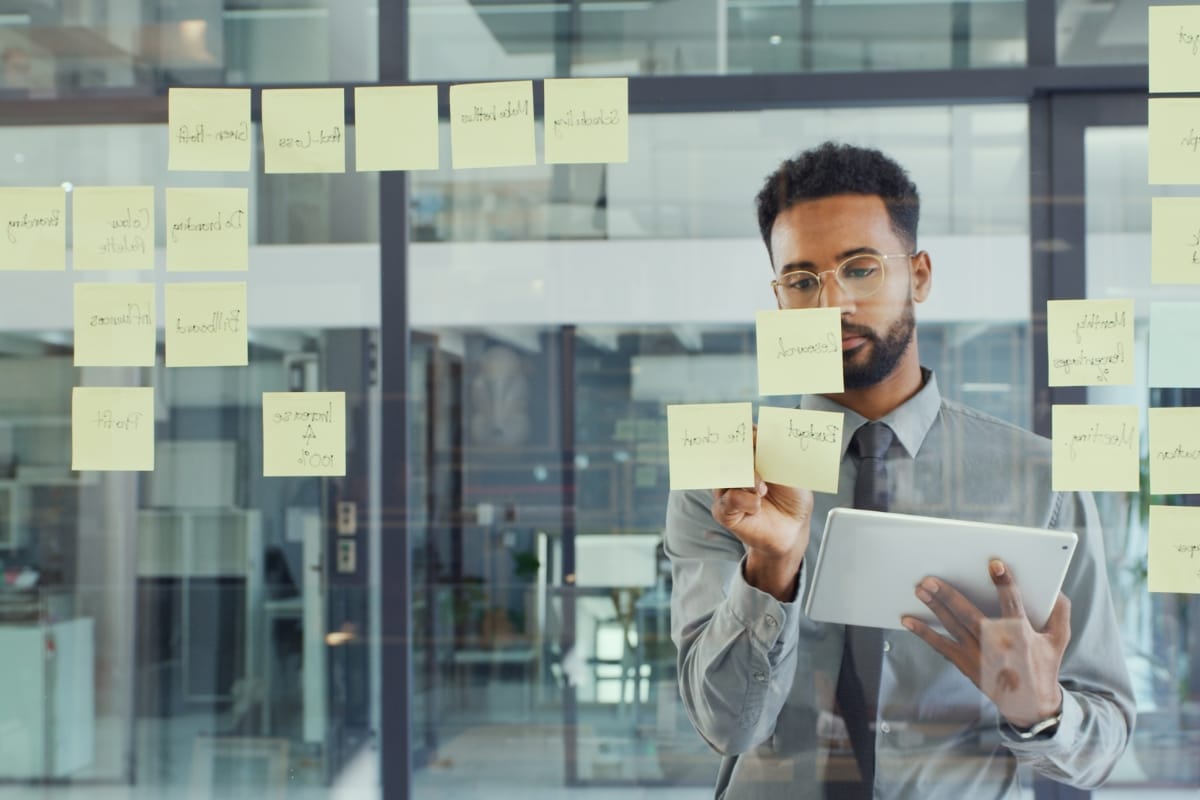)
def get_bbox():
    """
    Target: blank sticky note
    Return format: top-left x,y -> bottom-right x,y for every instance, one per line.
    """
1148,505 -> 1200,594
1150,302 -> 1200,387
72,386 -> 154,471
0,187 -> 66,270
450,81 -> 536,169
1051,404 -> 1140,492
167,88 -> 252,172
543,77 -> 629,165
1149,407 -> 1200,494
1152,197 -> 1200,284
165,282 -> 248,367
73,186 -> 155,271
755,406 -> 843,493
1149,98 -> 1200,185
262,88 -> 346,174
1149,6 -> 1200,93
1046,298 -> 1134,386
165,188 -> 249,271
756,308 -> 844,396
354,85 -> 439,172
666,402 -> 754,491
262,391 -> 347,476
74,283 -> 156,367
